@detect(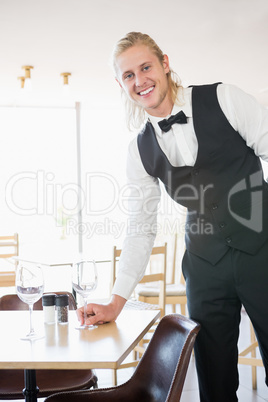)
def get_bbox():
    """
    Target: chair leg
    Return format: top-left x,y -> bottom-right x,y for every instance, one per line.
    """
180,304 -> 186,316
112,369 -> 118,386
250,322 -> 257,390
